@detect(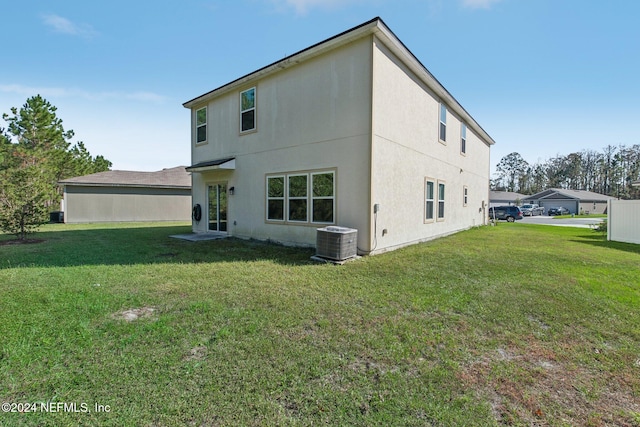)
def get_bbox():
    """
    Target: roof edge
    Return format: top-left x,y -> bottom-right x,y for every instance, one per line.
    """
183,18 -> 382,109
182,17 -> 495,146
58,181 -> 190,189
